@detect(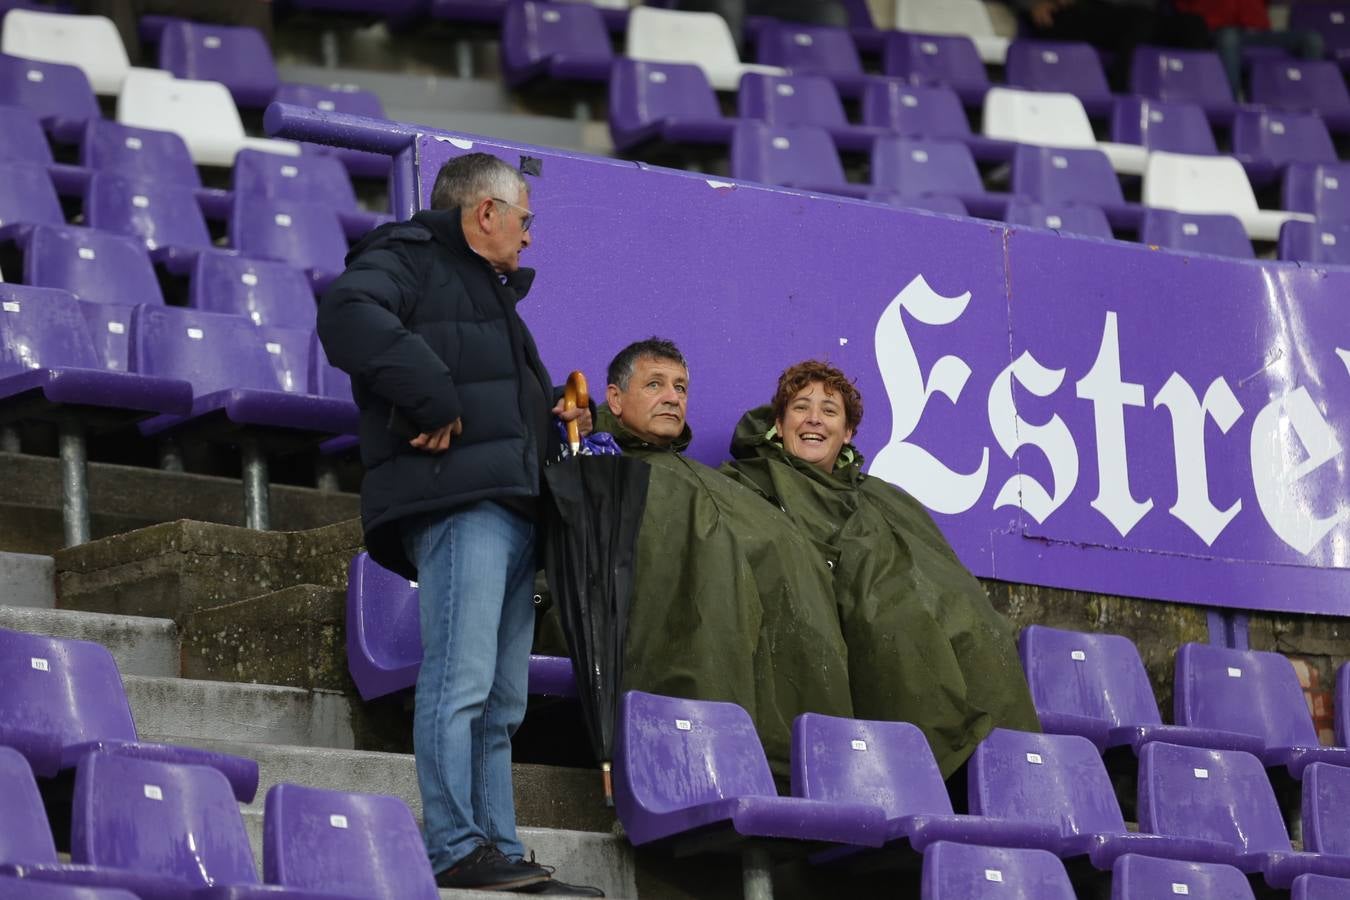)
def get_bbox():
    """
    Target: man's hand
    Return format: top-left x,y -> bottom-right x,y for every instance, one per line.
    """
410,418 -> 462,453
553,400 -> 593,437
1029,0 -> 1063,28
